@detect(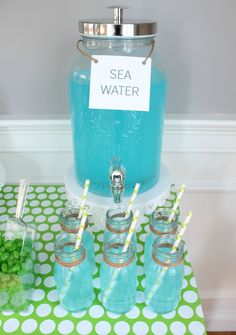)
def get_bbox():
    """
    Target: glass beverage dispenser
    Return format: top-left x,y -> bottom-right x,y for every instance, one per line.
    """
69,7 -> 167,196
